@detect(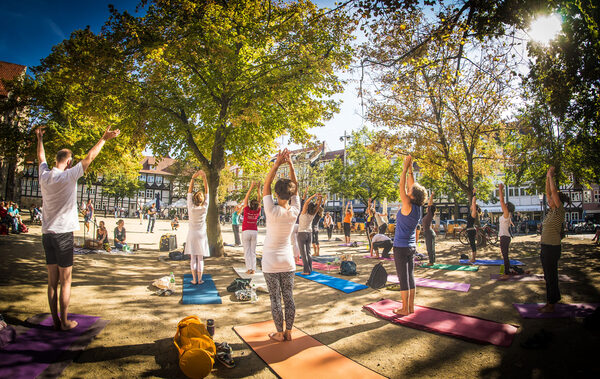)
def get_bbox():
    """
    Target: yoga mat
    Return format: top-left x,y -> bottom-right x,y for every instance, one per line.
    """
312,255 -> 338,263
233,267 -> 269,293
338,242 -> 363,247
459,259 -> 524,266
490,274 -> 575,282
364,255 -> 394,261
295,272 -> 368,293
295,259 -> 339,271
182,274 -> 222,304
513,303 -> 599,319
388,275 -> 470,292
234,320 -> 385,379
364,299 -> 517,347
0,314 -> 107,379
419,263 -> 479,272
